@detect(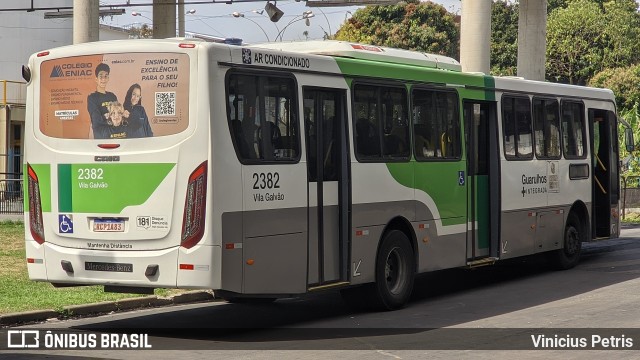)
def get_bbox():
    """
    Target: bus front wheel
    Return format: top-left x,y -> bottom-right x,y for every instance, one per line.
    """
373,230 -> 415,310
